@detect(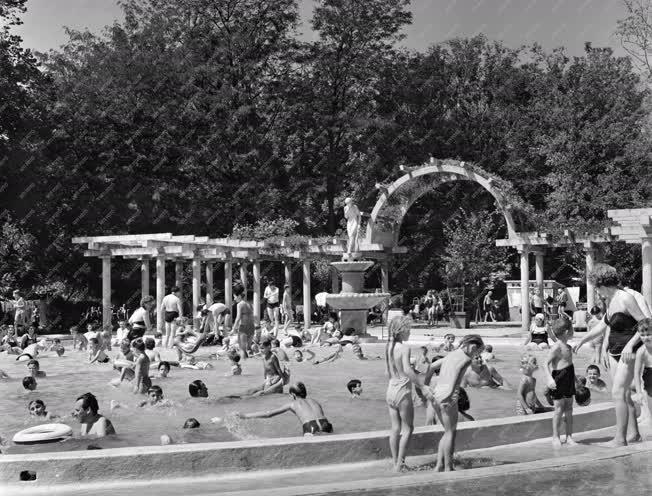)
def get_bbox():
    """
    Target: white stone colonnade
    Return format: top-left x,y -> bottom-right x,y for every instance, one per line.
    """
497,208 -> 652,333
72,234 -> 405,332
